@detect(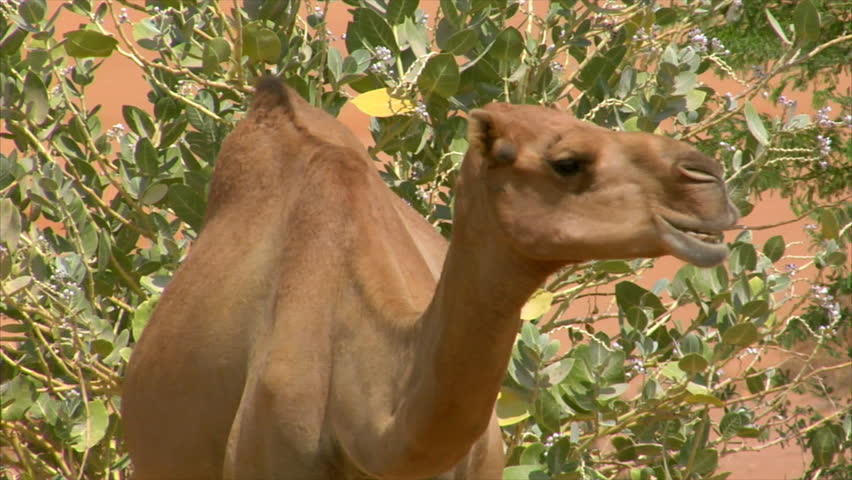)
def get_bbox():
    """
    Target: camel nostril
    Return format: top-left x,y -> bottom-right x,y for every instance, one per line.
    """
679,165 -> 720,183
